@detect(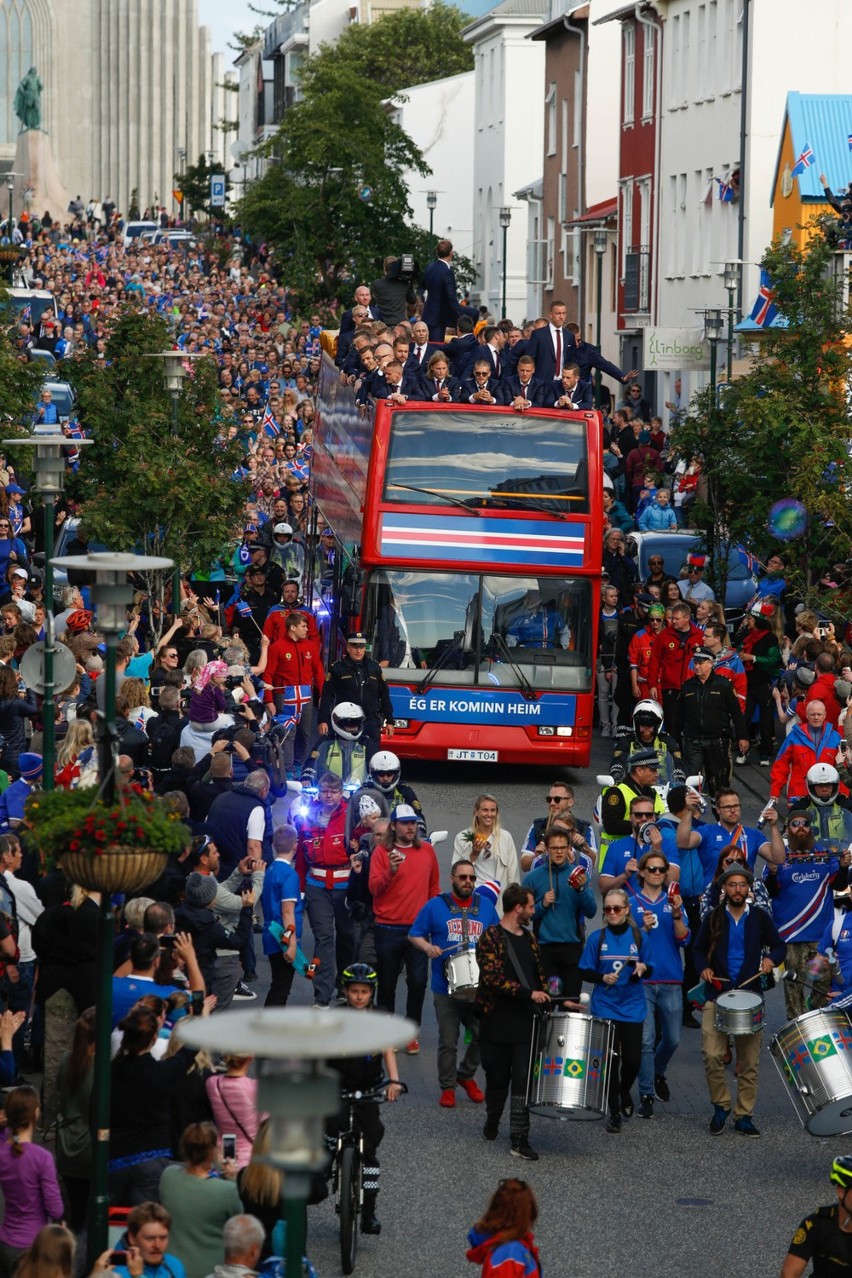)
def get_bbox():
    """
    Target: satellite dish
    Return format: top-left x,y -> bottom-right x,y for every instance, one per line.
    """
19,641 -> 77,696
